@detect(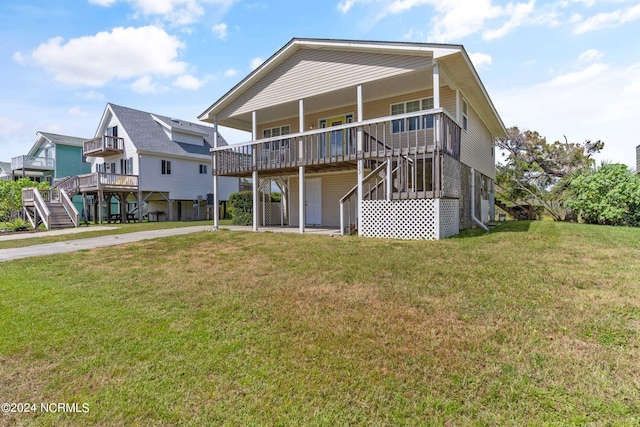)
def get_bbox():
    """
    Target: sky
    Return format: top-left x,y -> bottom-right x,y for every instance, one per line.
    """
1,0 -> 639,168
